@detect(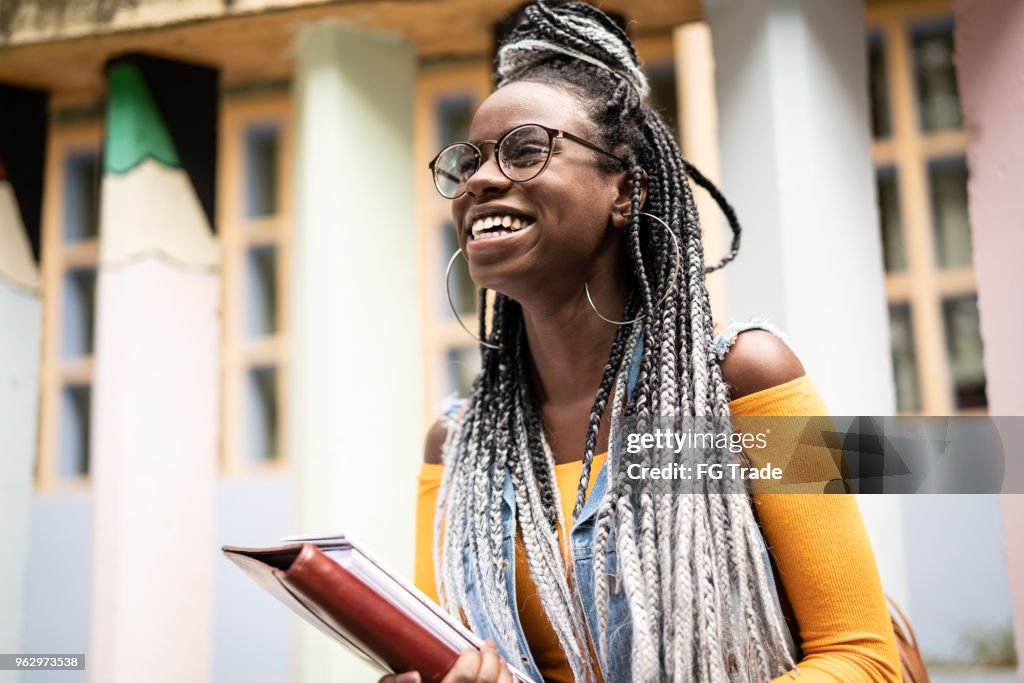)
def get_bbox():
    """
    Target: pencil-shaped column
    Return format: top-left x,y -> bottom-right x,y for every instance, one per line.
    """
290,23 -> 422,683
87,55 -> 219,683
0,83 -> 47,683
